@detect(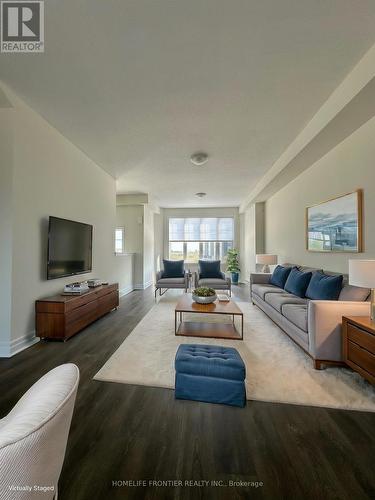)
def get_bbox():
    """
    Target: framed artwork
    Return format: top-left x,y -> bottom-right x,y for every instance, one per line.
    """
306,190 -> 362,253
